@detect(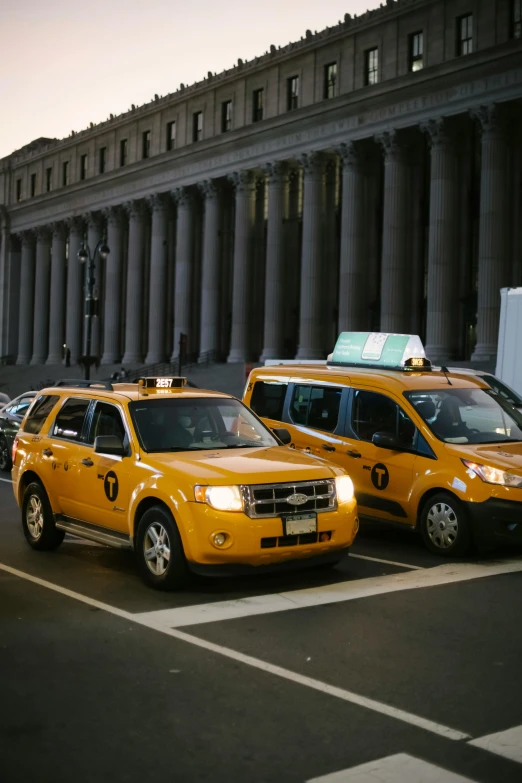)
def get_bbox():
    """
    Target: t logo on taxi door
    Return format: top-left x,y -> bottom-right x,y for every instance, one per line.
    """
104,471 -> 119,502
371,463 -> 389,490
